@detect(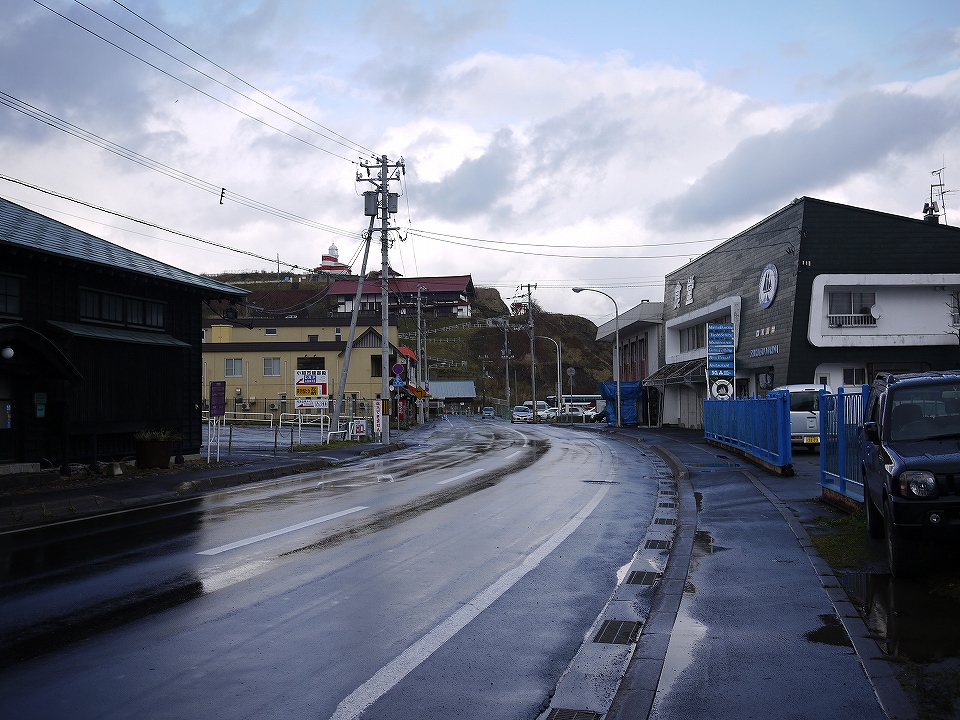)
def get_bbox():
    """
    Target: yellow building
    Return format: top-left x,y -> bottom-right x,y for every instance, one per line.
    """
201,317 -> 400,418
